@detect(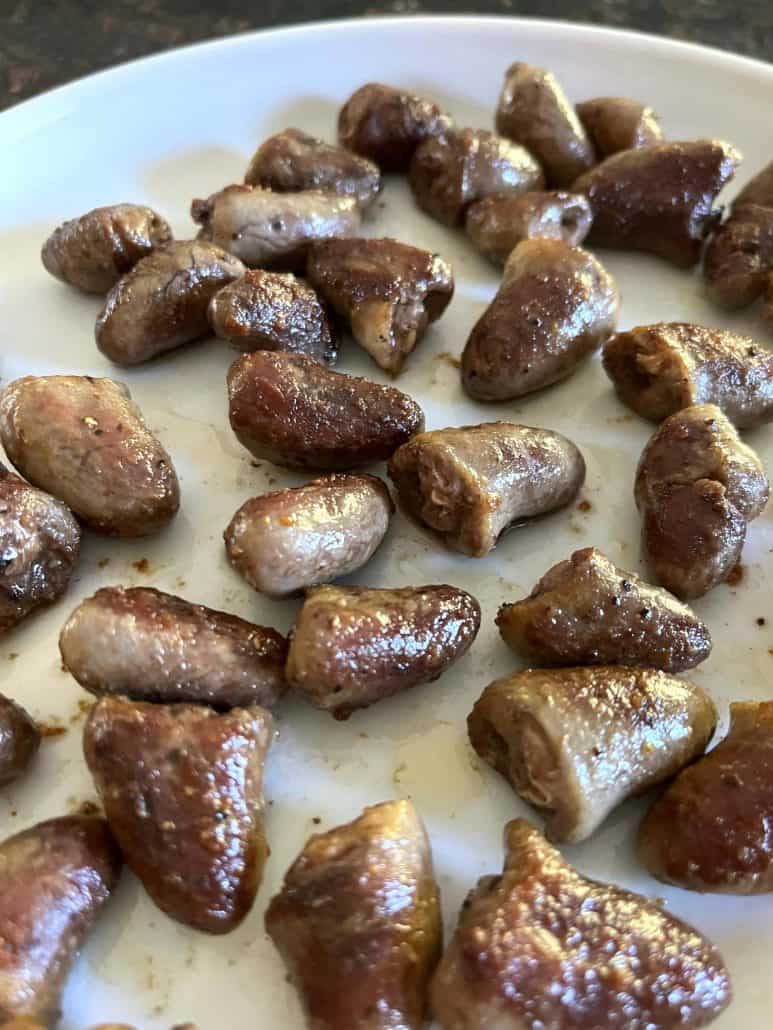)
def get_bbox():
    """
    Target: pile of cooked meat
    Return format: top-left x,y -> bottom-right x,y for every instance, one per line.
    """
1,62 -> 771,1029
